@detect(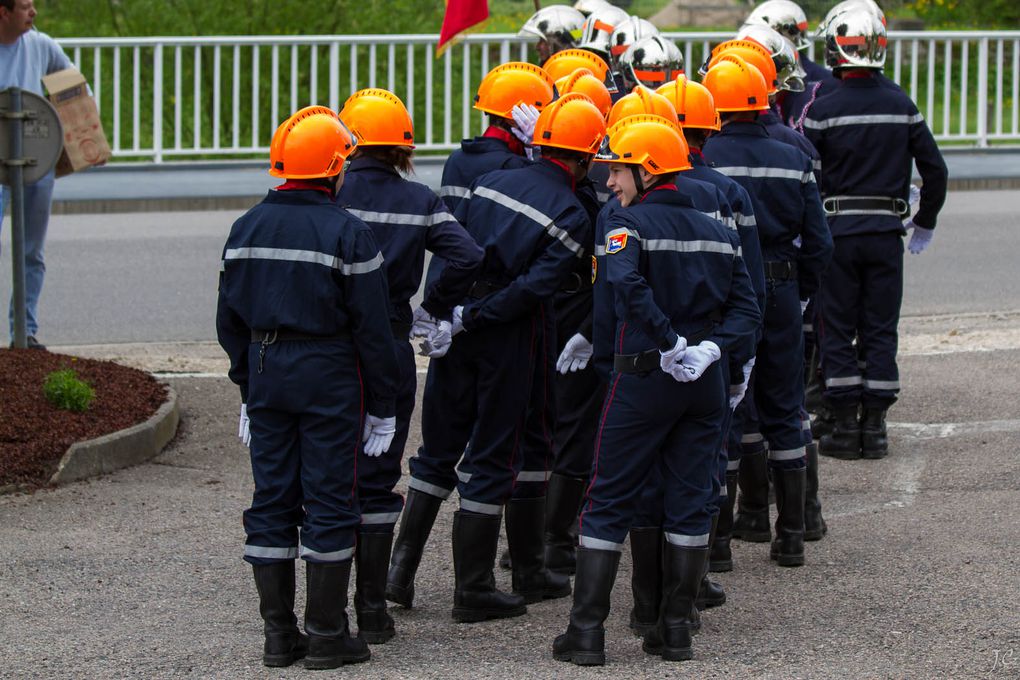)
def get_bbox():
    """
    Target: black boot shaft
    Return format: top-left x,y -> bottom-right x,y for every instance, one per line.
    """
820,404 -> 862,460
645,544 -> 708,662
304,560 -> 370,669
355,530 -> 396,644
710,471 -> 738,572
252,562 -> 306,668
553,547 -> 621,666
771,467 -> 806,567
861,408 -> 889,459
733,452 -> 771,542
507,497 -> 571,603
544,474 -> 587,575
386,489 -> 443,608
452,510 -> 527,622
627,527 -> 662,635
804,443 -> 828,541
